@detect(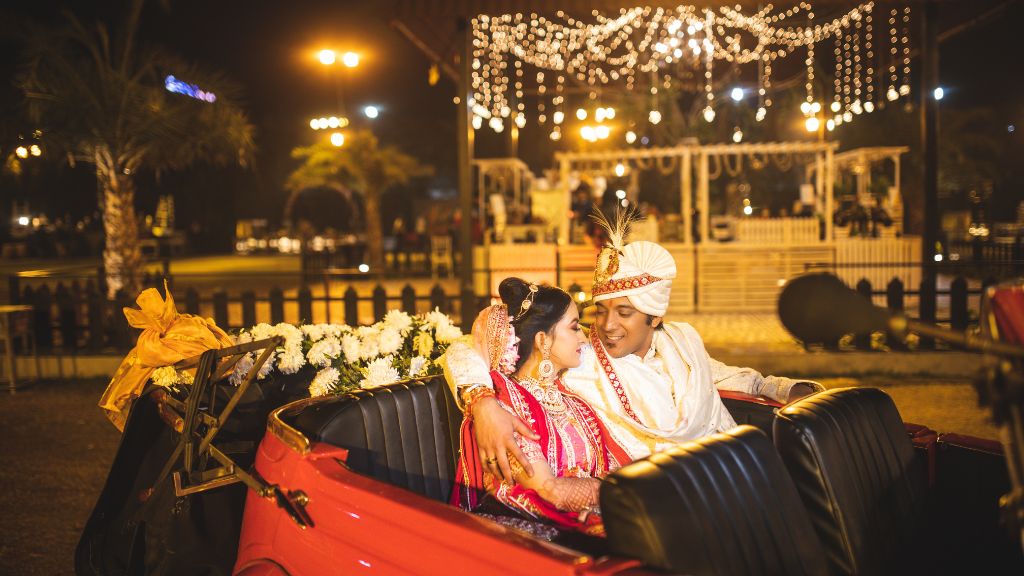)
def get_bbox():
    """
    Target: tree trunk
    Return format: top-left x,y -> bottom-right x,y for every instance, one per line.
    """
364,188 -> 385,273
100,167 -> 142,299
